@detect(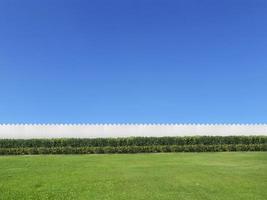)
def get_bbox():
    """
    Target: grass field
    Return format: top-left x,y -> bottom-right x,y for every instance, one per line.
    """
0,153 -> 266,200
